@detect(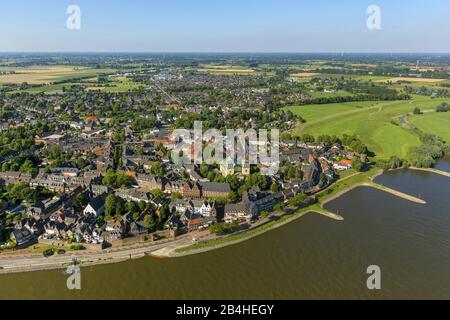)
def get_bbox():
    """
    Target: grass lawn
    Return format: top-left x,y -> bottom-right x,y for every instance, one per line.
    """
27,244 -> 71,254
409,111 -> 450,143
287,97 -> 450,160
